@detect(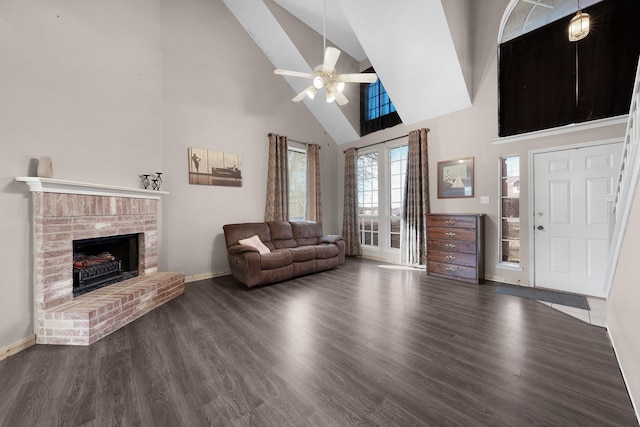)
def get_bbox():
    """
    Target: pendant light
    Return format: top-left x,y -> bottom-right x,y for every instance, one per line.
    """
569,0 -> 590,42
